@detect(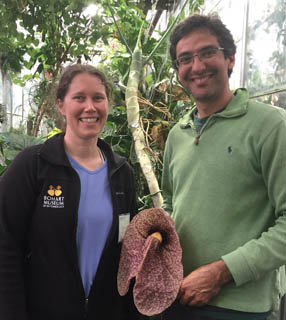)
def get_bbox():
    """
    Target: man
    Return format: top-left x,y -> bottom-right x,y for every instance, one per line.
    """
161,13 -> 286,320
